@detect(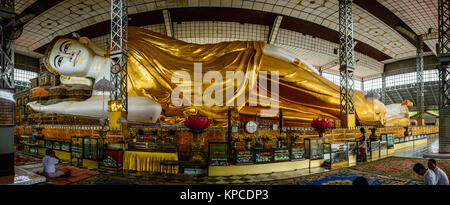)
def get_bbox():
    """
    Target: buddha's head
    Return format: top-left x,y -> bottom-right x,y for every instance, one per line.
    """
43,37 -> 95,76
